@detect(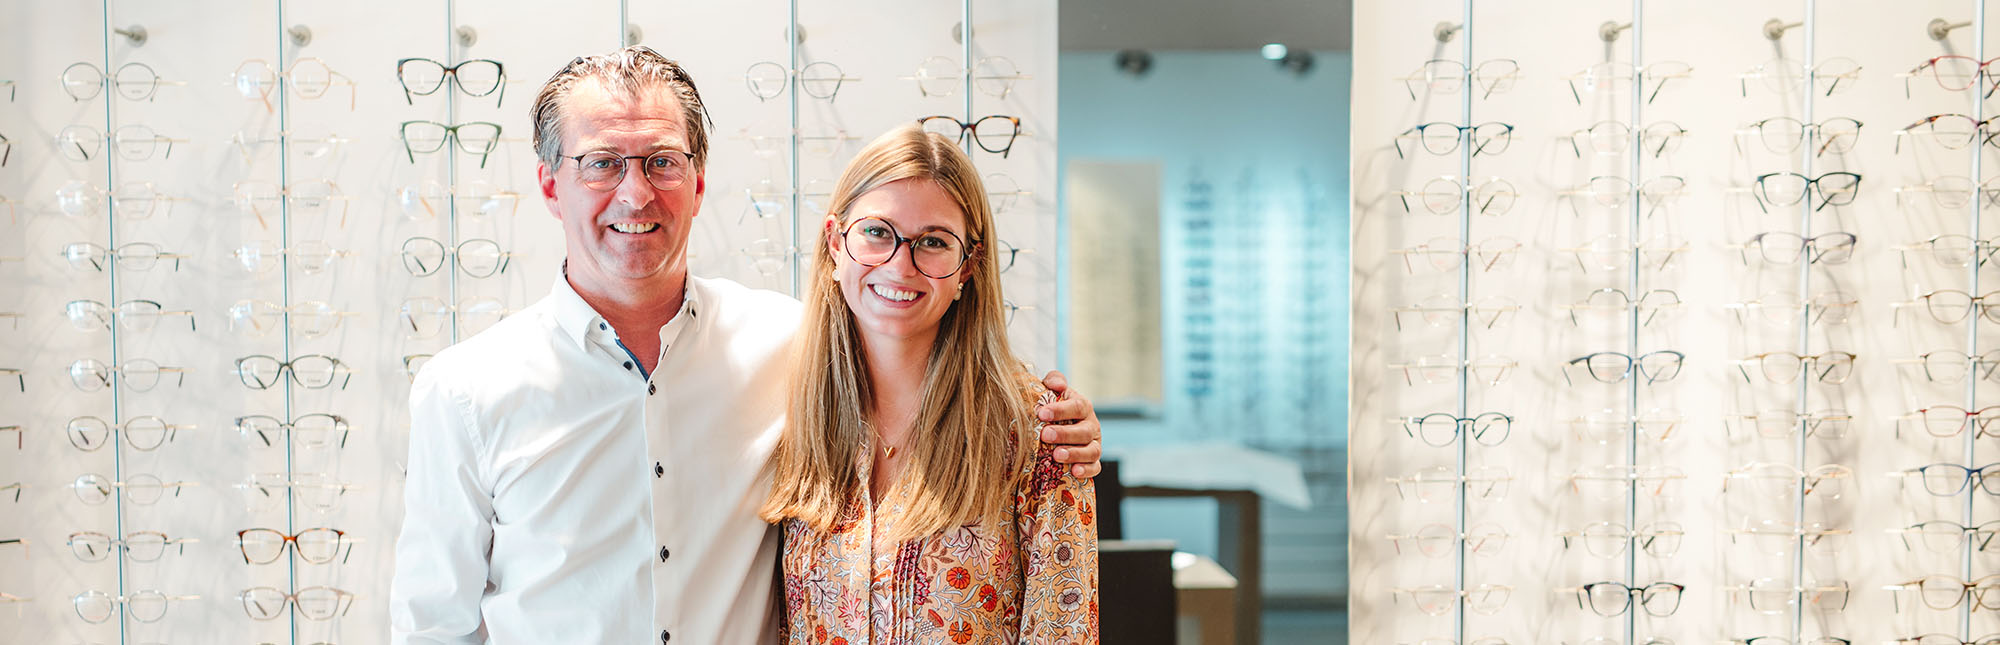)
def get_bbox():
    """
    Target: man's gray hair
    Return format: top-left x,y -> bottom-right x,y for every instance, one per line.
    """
531,45 -> 713,172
